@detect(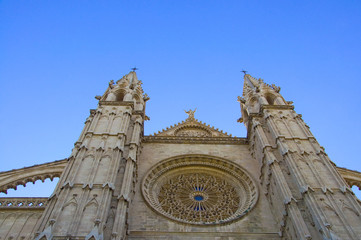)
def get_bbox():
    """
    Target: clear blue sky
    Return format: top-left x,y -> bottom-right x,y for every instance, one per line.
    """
1,1 -> 360,198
